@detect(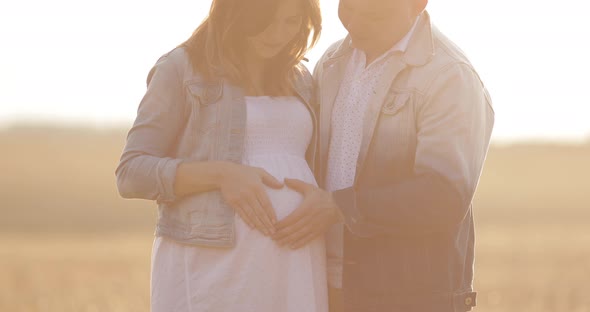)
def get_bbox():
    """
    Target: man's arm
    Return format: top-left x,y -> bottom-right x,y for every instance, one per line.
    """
334,63 -> 495,237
